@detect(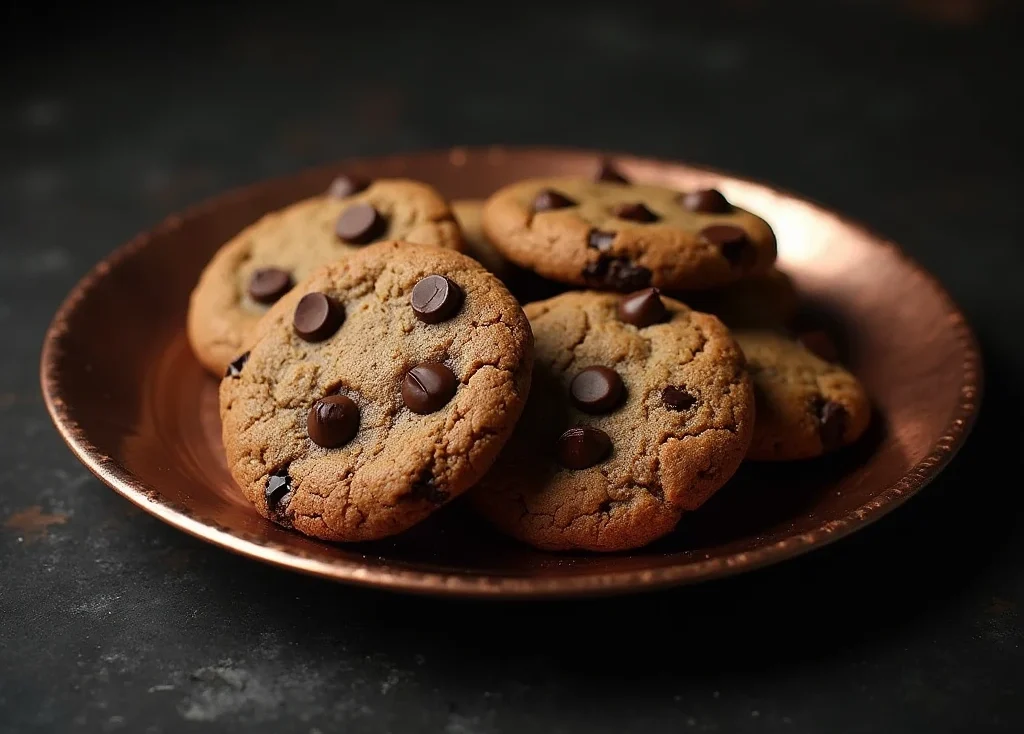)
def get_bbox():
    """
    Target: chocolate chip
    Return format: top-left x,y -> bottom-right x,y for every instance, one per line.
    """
409,474 -> 449,505
613,202 -> 659,223
402,363 -> 457,414
265,468 -> 293,519
662,386 -> 696,411
595,160 -> 629,184
556,426 -> 612,470
606,261 -> 651,290
587,229 -> 616,251
293,292 -> 344,342
532,189 -> 576,212
411,275 -> 464,324
247,267 -> 293,304
798,330 -> 840,363
722,241 -> 753,268
225,352 -> 249,378
570,367 -> 625,414
813,397 -> 848,450
618,287 -> 668,327
680,189 -> 731,213
699,225 -> 754,269
583,256 -> 653,292
327,174 -> 370,198
336,202 -> 387,244
307,394 -> 360,448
